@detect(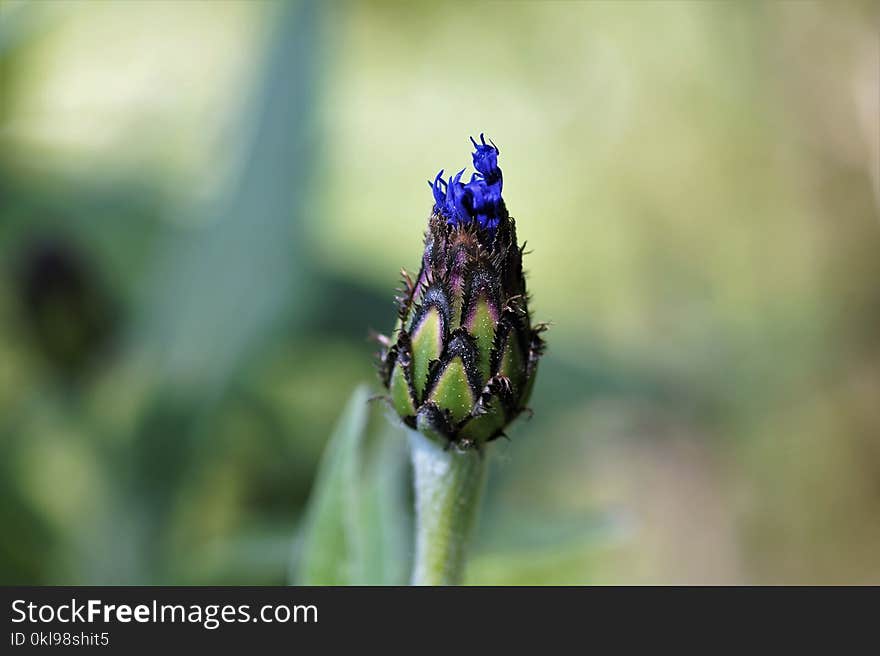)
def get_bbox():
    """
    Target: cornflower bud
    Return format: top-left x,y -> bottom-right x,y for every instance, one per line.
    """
378,135 -> 545,451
